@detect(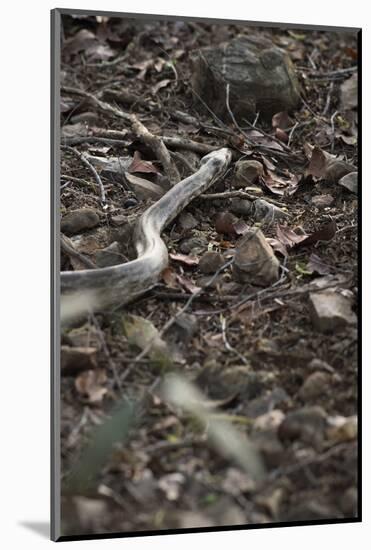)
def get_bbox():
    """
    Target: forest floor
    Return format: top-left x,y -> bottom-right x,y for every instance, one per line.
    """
58,14 -> 359,536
